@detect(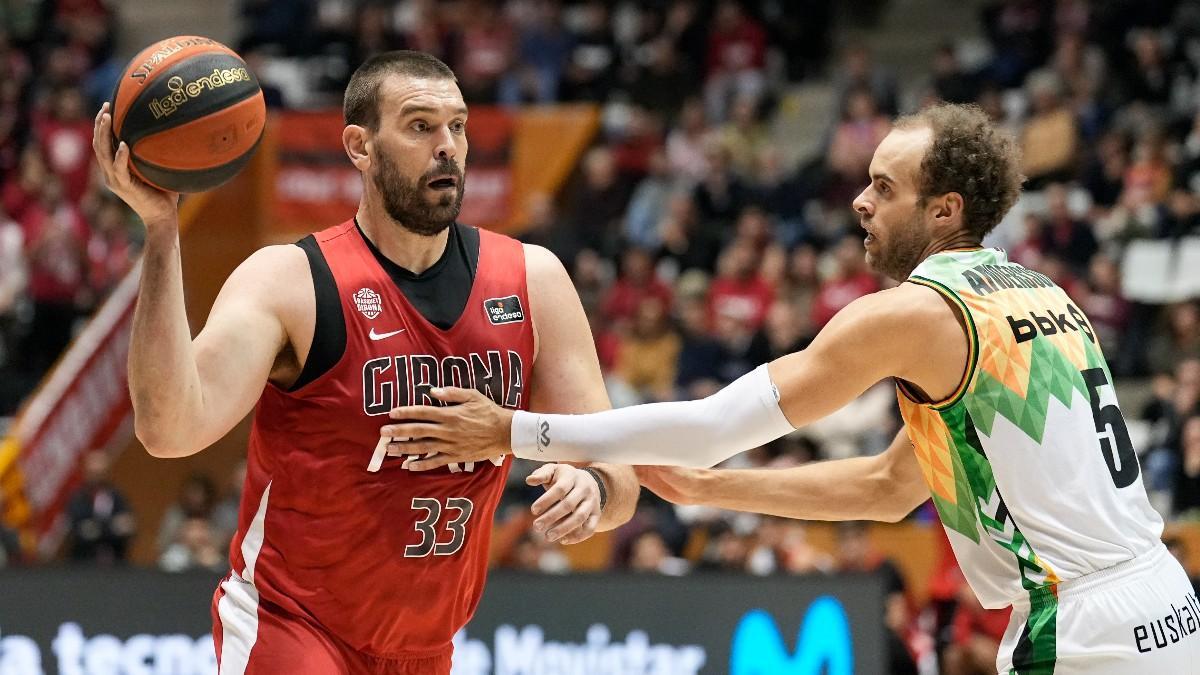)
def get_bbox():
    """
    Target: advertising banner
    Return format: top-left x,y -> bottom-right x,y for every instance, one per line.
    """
0,568 -> 887,674
272,109 -> 513,234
